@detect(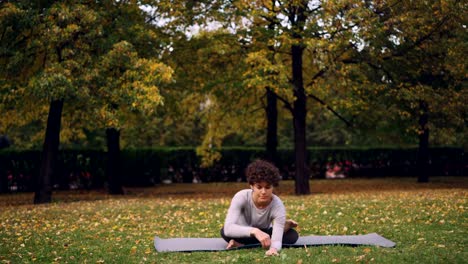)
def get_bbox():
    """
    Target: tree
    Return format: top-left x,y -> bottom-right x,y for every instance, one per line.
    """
171,30 -> 262,167
0,1 -> 172,201
150,0 -> 381,194
89,41 -> 172,194
348,0 -> 467,182
240,0 -> 367,194
0,2 -> 106,203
